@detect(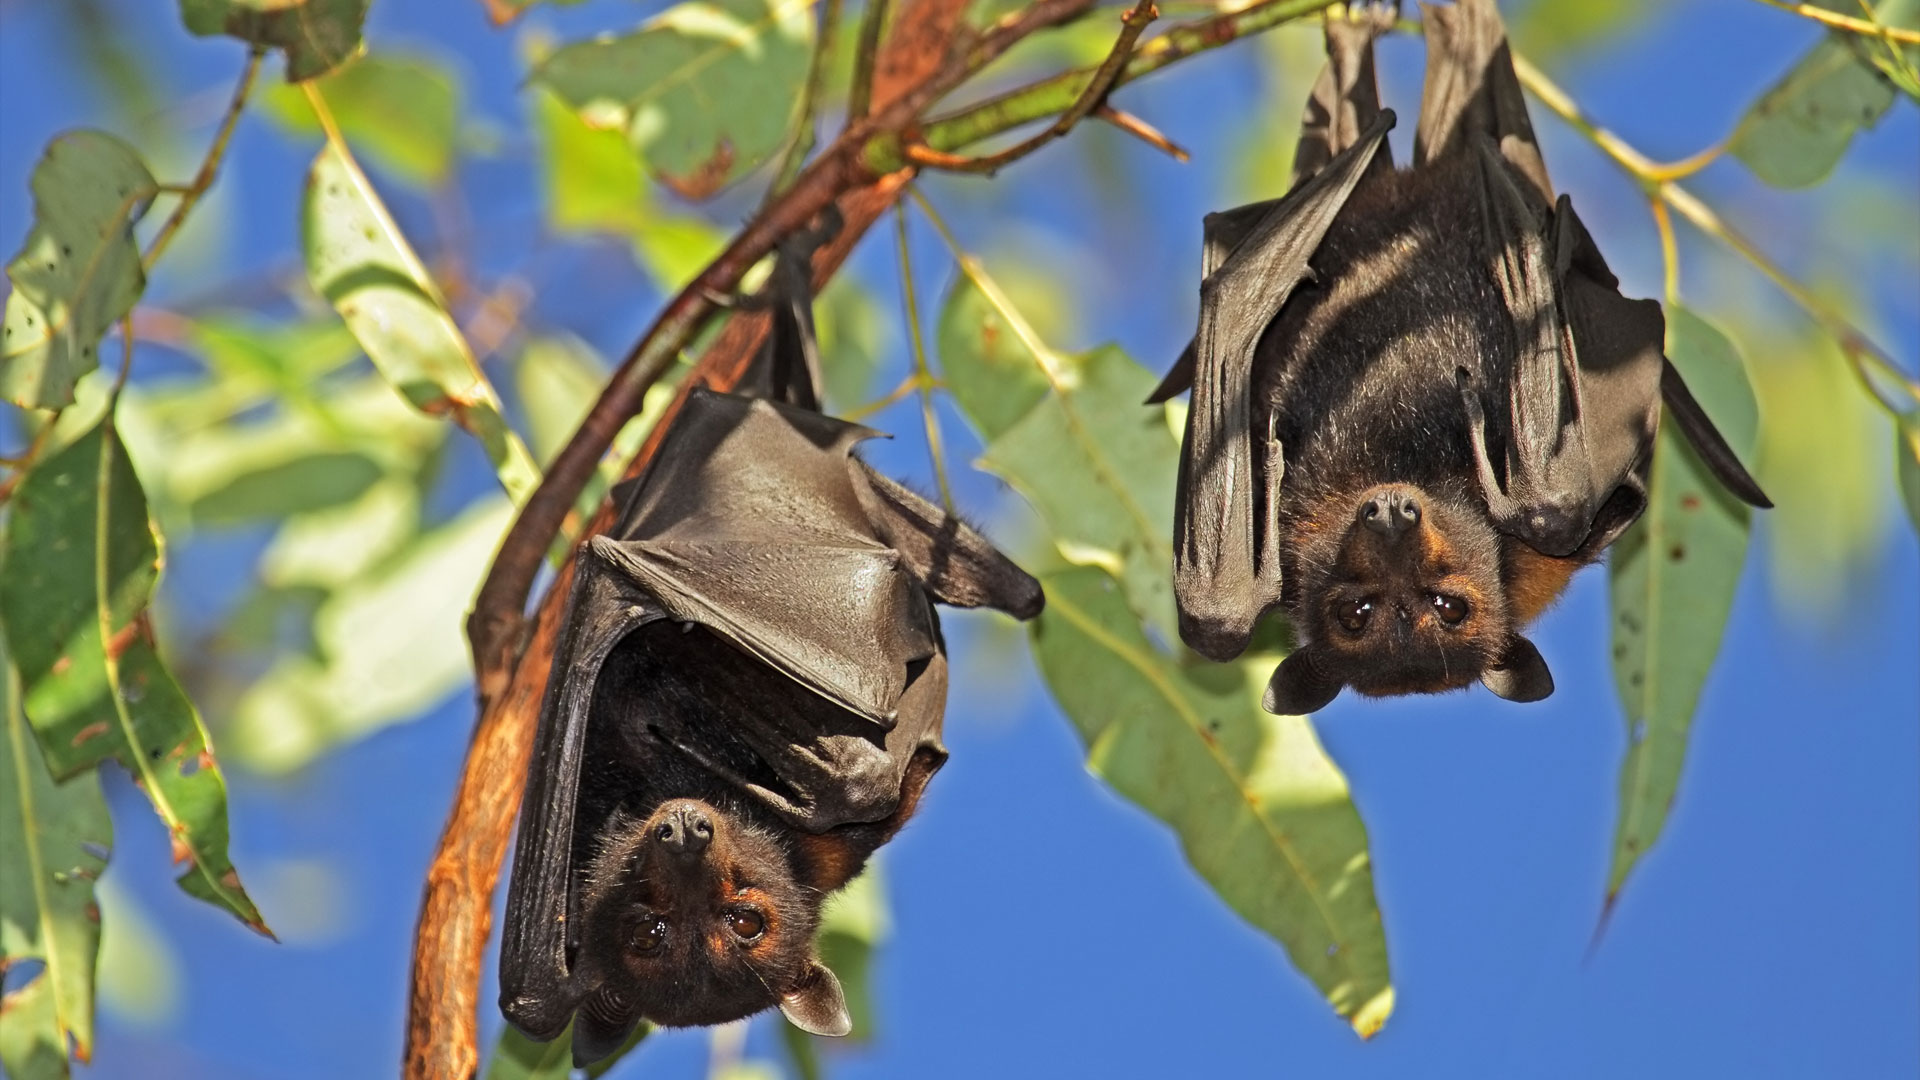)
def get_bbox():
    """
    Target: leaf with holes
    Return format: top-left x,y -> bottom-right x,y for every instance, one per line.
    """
178,0 -> 370,82
532,0 -> 815,199
1030,566 -> 1391,1036
0,417 -> 266,934
0,624 -> 112,1080
304,142 -> 540,503
1728,0 -> 1920,188
2,131 -> 155,410
1605,307 -> 1762,907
